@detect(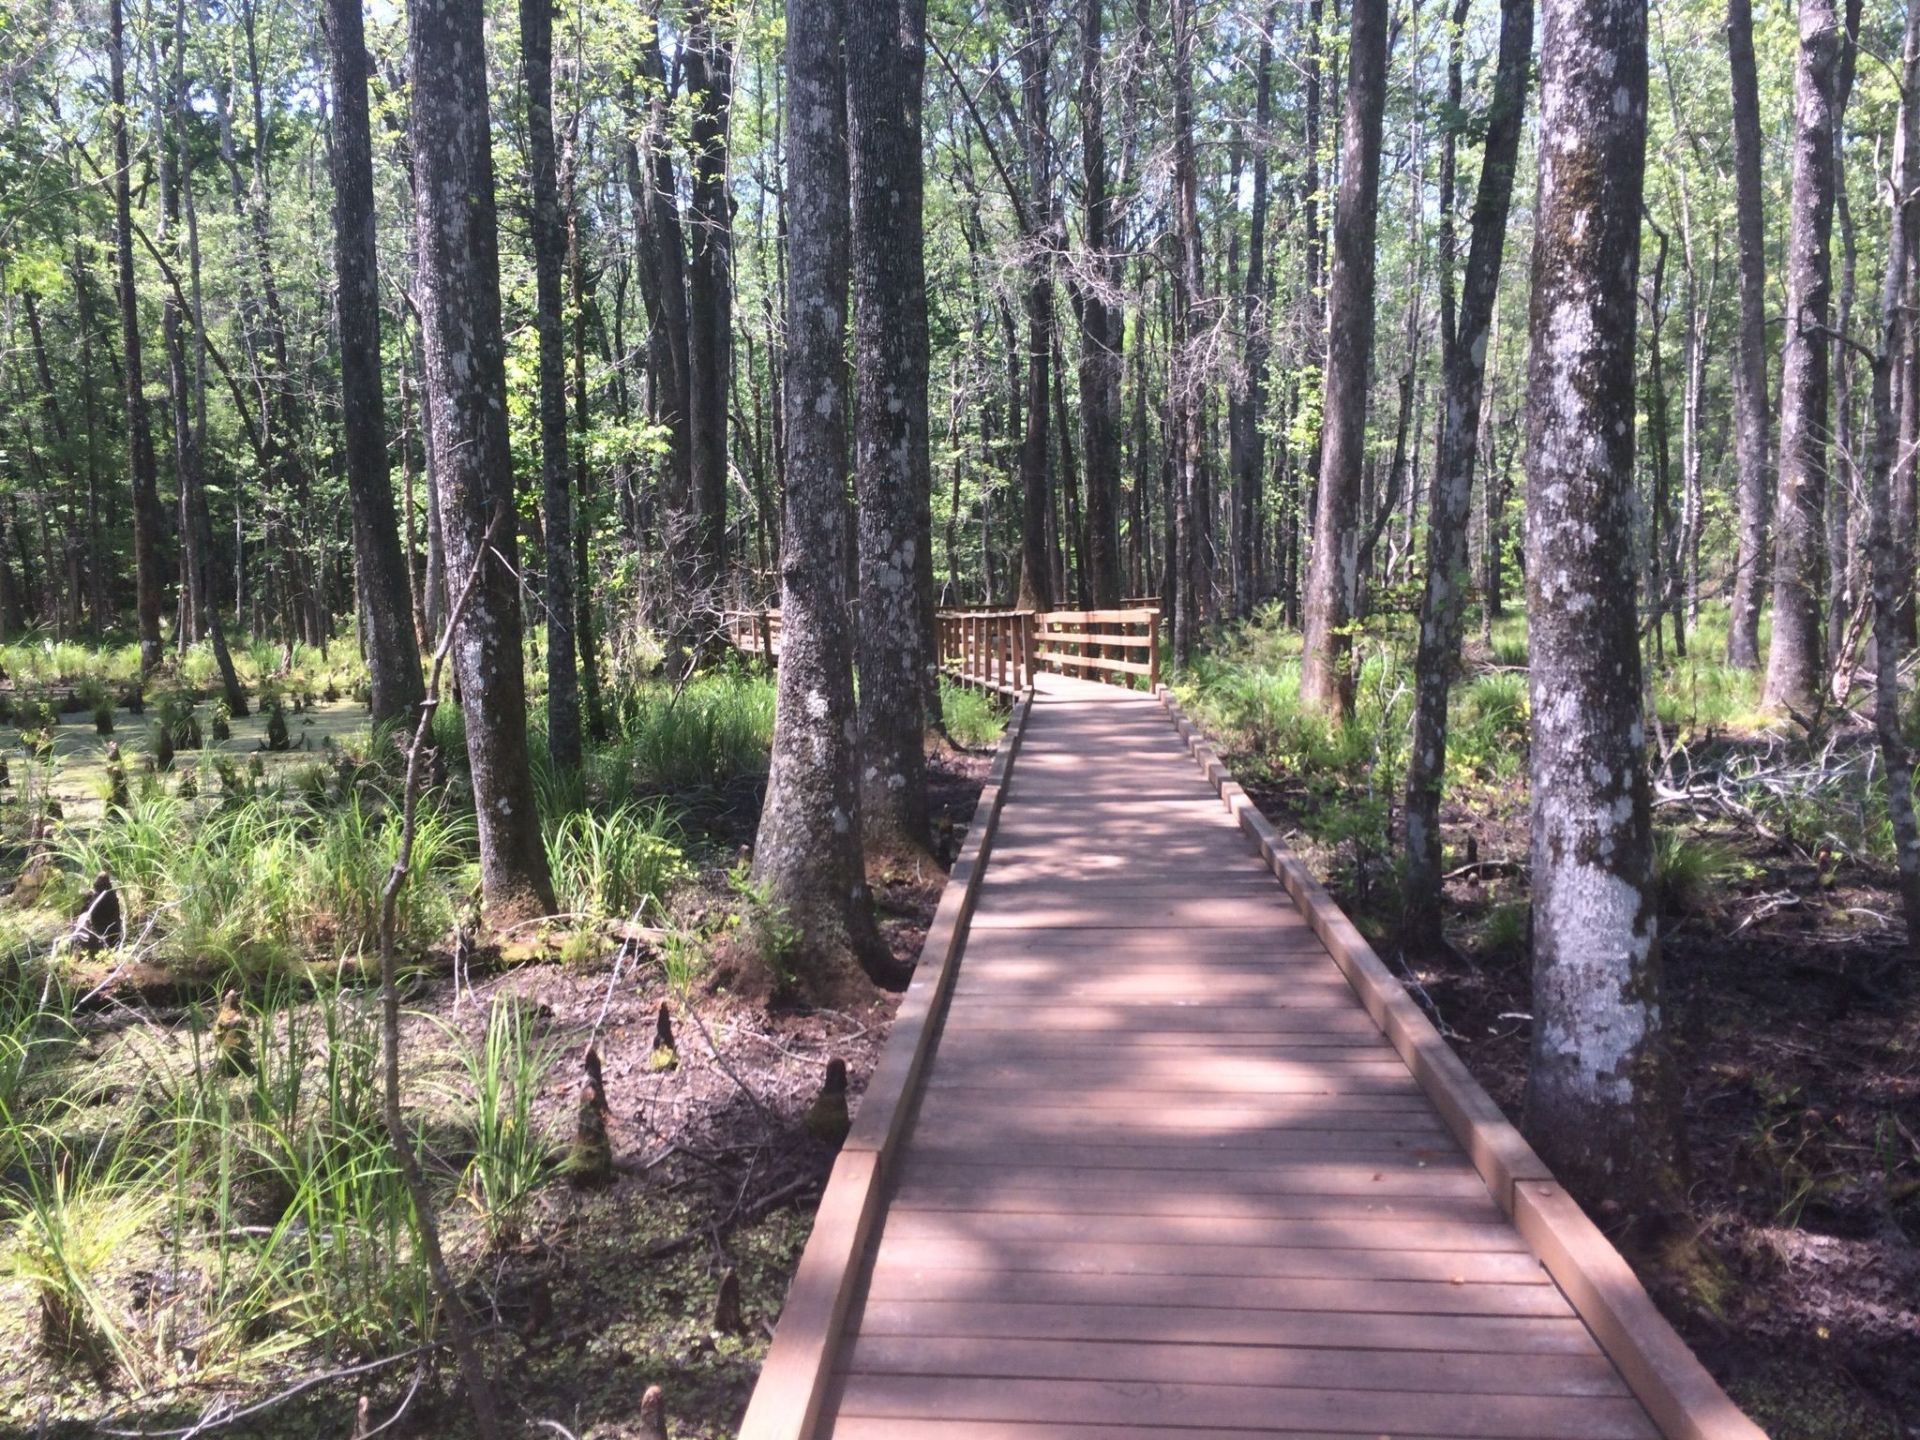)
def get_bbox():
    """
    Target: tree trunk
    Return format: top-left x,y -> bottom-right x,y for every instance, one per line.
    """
1865,0 -> 1920,961
1763,0 -> 1843,715
1170,0 -> 1205,665
686,5 -> 734,590
849,0 -> 933,854
1725,0 -> 1770,669
1299,0 -> 1389,716
109,0 -> 167,674
520,0 -> 580,768
1228,8 -> 1278,622
411,0 -> 556,924
326,0 -> 421,726
1401,0 -> 1532,958
1011,0 -> 1055,614
1074,0 -> 1124,608
1523,0 -> 1684,1214
751,0 -> 885,991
